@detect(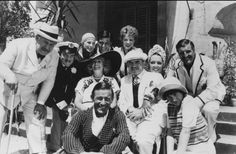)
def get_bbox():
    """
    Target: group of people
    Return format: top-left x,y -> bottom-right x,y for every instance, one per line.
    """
0,22 -> 225,154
